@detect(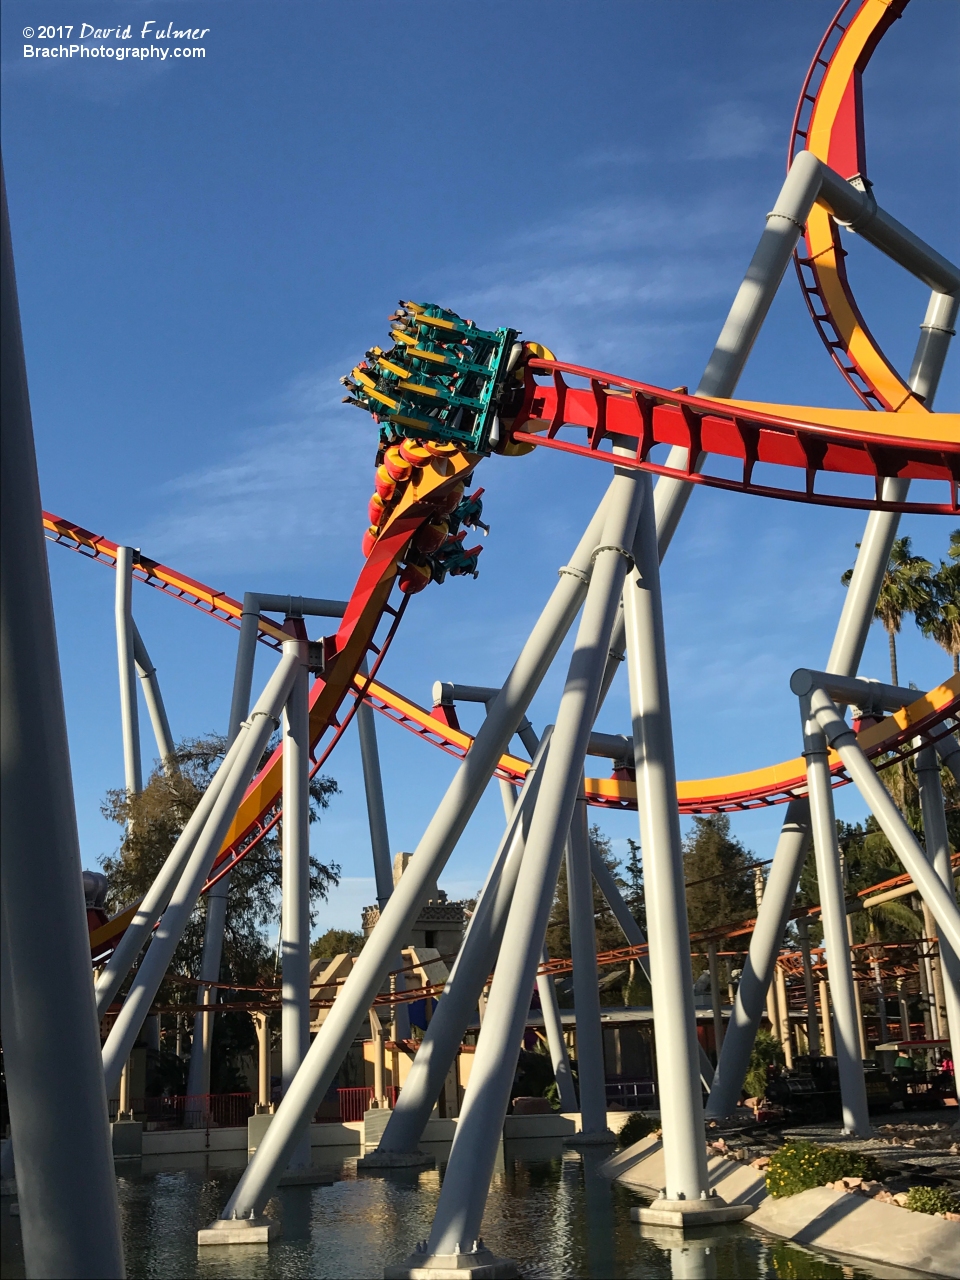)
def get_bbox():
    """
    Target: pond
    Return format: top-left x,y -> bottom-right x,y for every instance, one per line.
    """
1,1145 -> 884,1280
